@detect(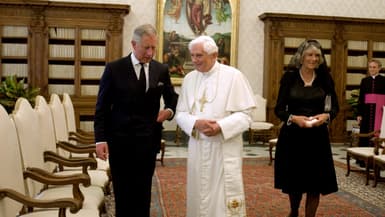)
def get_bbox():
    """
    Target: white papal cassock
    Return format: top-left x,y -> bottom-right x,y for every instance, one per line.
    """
176,61 -> 256,217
